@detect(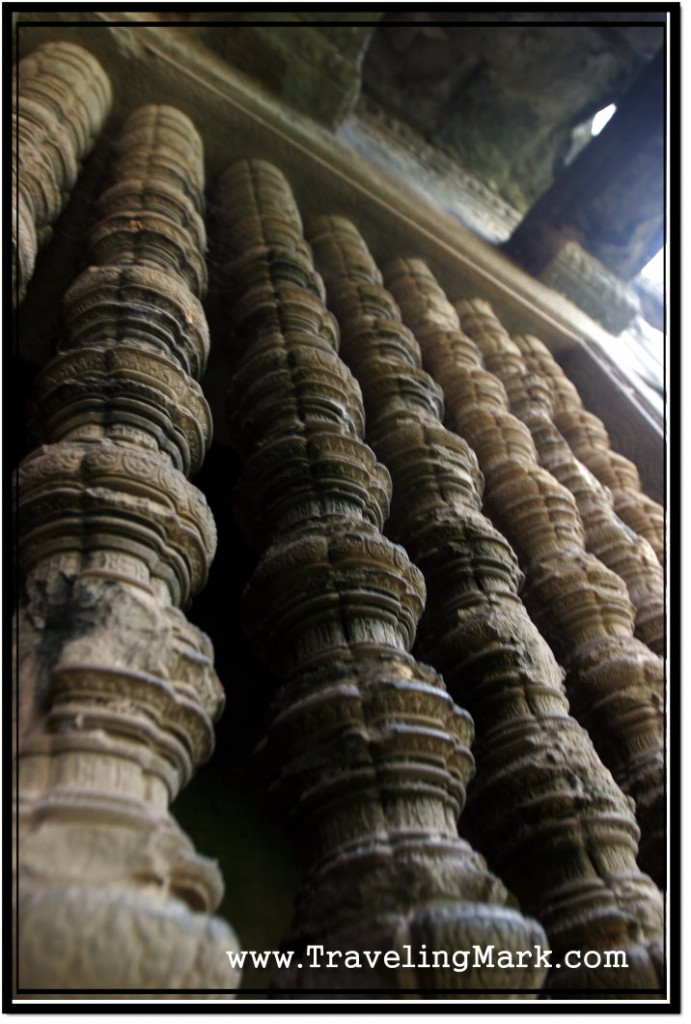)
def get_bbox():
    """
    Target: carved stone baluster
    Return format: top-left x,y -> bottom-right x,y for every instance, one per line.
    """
308,216 -> 664,992
212,161 -> 547,995
384,259 -> 665,891
455,299 -> 664,657
13,41 -> 112,306
512,332 -> 665,568
15,106 -> 240,992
